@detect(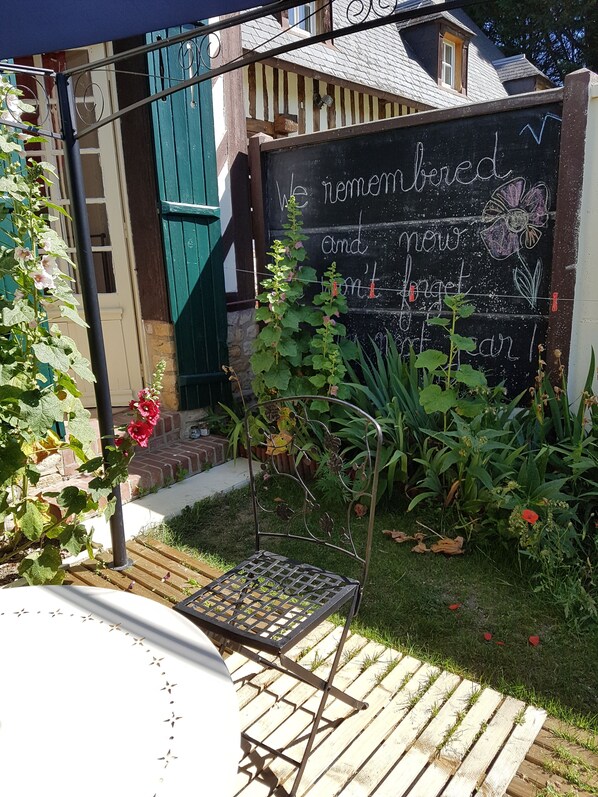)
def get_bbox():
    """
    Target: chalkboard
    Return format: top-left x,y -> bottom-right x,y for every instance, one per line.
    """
260,98 -> 563,396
